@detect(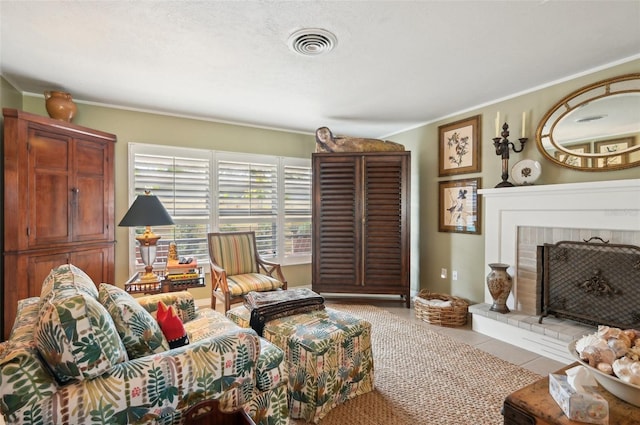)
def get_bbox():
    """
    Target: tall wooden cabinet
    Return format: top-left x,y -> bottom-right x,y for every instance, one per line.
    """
312,151 -> 411,307
2,108 -> 117,339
